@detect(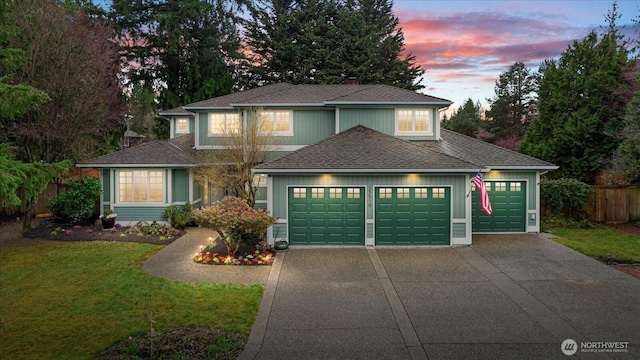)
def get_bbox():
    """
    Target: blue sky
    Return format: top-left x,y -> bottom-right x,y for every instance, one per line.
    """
393,0 -> 639,113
